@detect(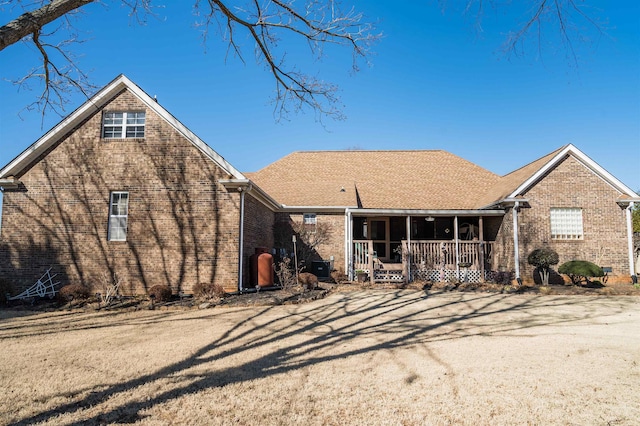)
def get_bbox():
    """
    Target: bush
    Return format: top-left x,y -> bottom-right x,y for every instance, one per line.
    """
58,284 -> 91,301
298,272 -> 318,290
193,282 -> 225,300
488,270 -> 514,285
148,285 -> 172,302
330,269 -> 348,284
275,257 -> 297,289
527,248 -> 559,285
558,261 -> 604,286
0,278 -> 14,304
